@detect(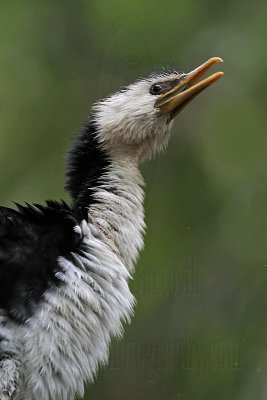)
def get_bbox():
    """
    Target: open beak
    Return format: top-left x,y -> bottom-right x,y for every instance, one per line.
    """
155,57 -> 224,120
